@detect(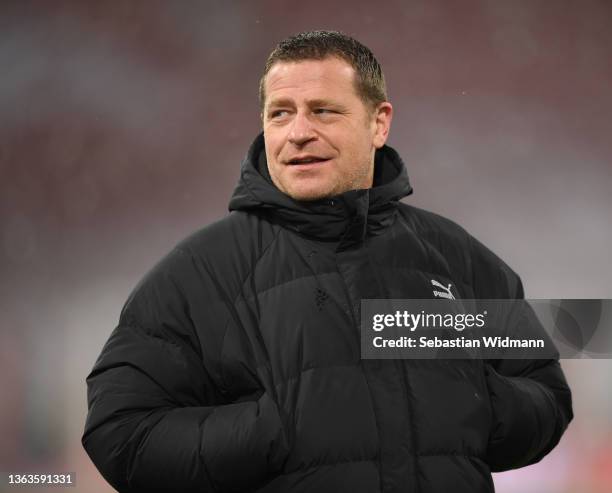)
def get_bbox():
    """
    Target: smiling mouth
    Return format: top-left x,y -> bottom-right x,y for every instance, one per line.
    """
287,157 -> 331,165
